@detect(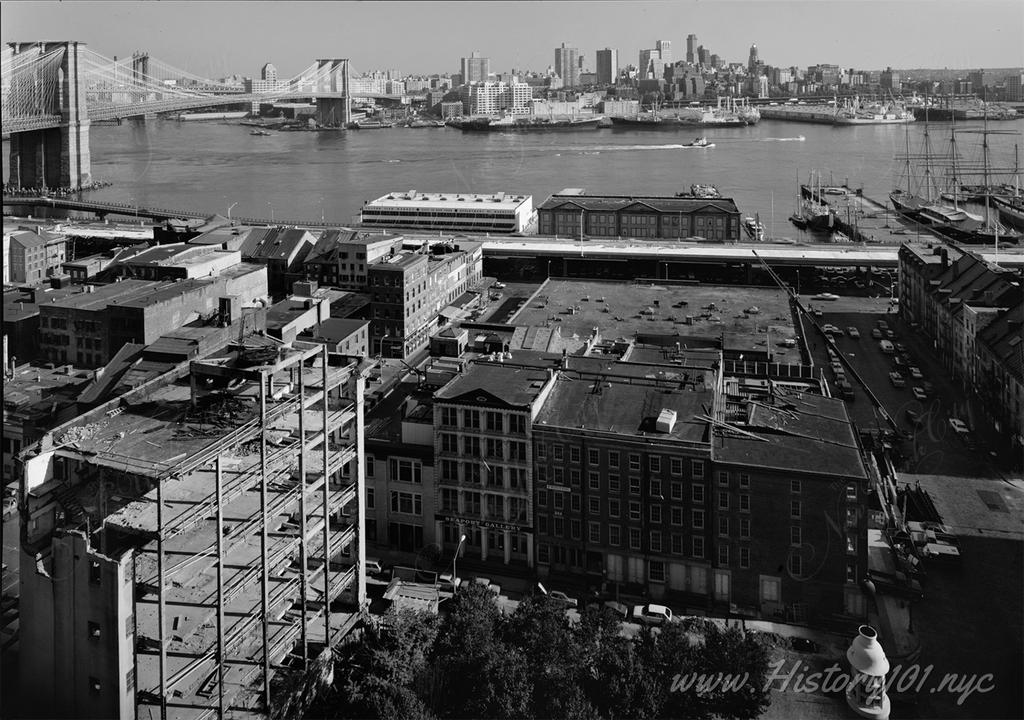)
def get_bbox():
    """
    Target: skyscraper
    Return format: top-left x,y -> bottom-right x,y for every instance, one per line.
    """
596,47 -> 618,86
656,40 -> 672,67
697,45 -> 709,67
261,63 -> 277,82
686,34 -> 697,64
460,51 -> 490,84
555,43 -> 580,88
748,44 -> 759,72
